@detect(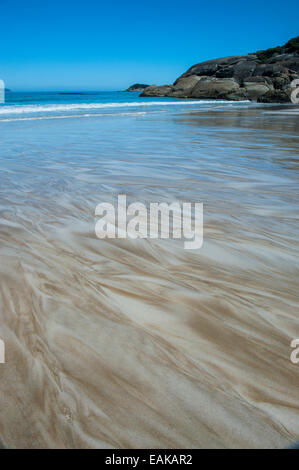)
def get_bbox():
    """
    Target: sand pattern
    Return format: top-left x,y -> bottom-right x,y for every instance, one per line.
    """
0,105 -> 298,448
